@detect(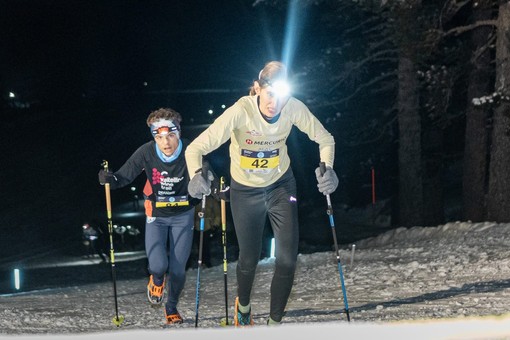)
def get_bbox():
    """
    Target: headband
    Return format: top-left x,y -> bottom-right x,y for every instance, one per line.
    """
150,119 -> 180,138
